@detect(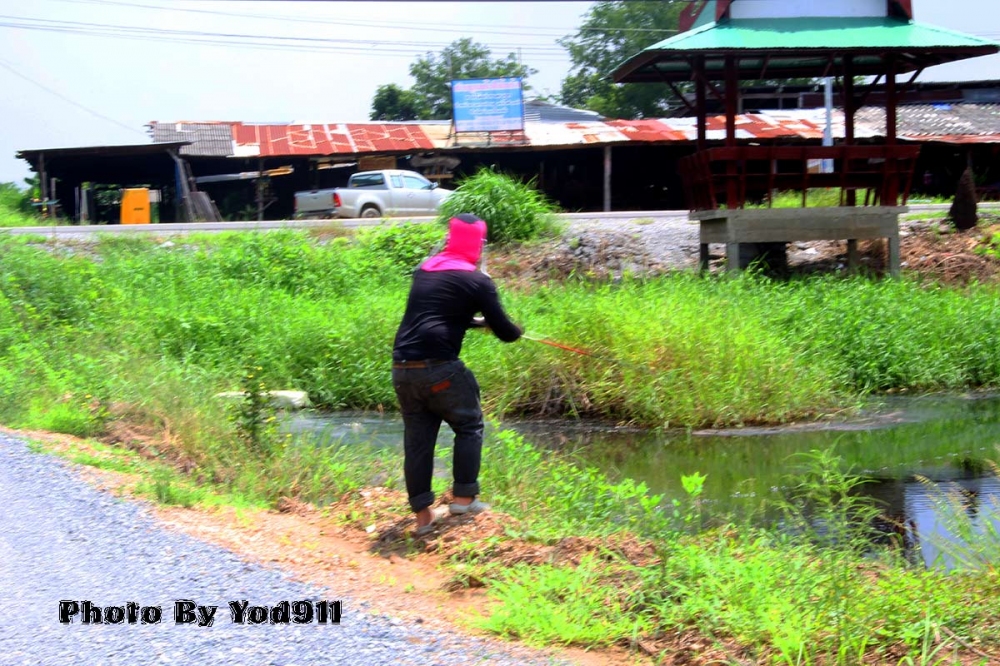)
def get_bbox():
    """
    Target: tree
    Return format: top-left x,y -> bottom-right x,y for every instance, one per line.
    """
370,38 -> 536,121
370,84 -> 428,121
558,1 -> 684,119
